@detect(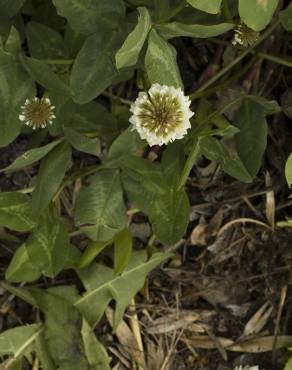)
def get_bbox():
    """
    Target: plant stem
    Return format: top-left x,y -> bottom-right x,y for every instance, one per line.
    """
209,38 -> 292,69
101,91 -> 133,105
190,20 -> 279,100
